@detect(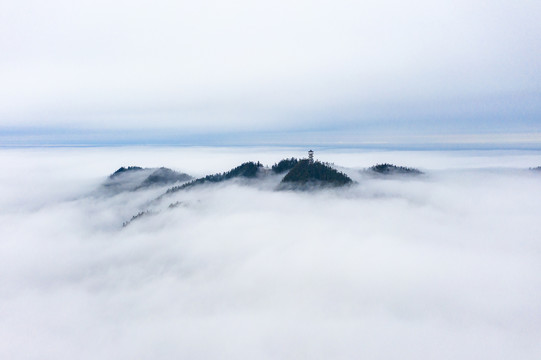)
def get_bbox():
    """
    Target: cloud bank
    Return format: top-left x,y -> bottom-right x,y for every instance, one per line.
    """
1,147 -> 540,359
1,0 -> 540,138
